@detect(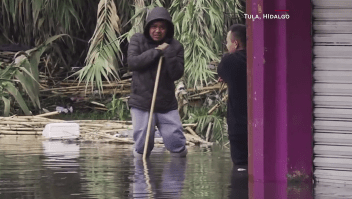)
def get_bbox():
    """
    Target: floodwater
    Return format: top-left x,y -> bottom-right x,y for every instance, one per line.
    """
0,136 -> 350,199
